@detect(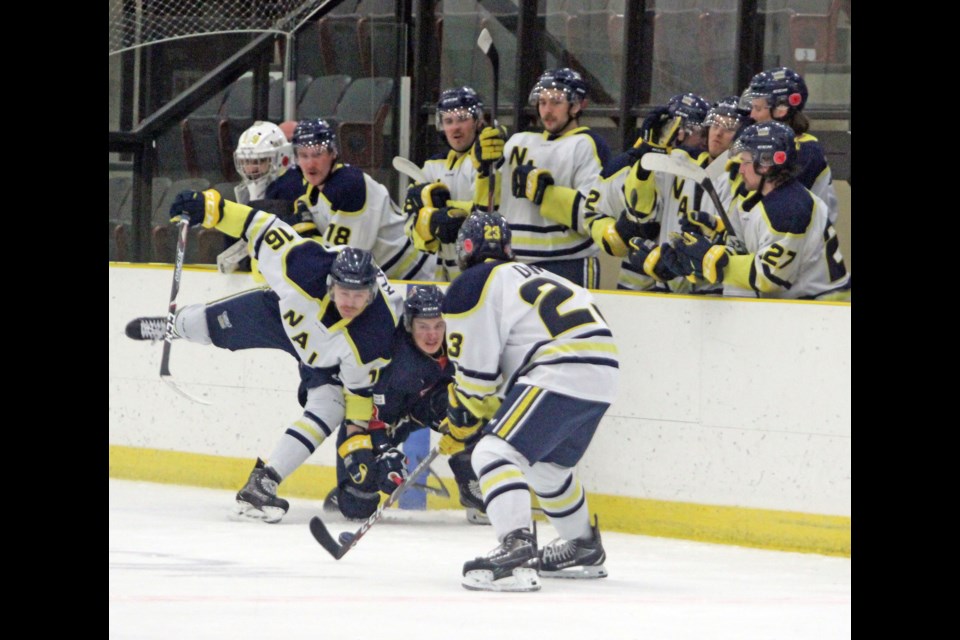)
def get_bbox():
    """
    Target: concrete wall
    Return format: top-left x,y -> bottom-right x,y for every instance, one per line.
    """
109,263 -> 851,554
